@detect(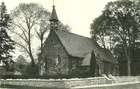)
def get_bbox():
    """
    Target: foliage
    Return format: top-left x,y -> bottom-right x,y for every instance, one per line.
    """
90,0 -> 140,75
0,2 -> 15,70
14,55 -> 29,75
24,64 -> 39,76
57,22 -> 71,32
